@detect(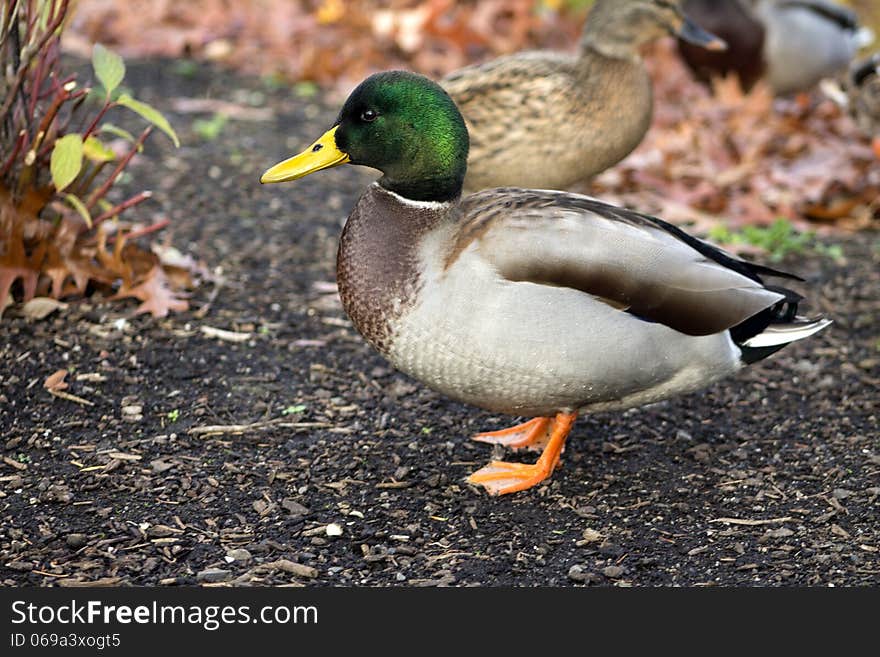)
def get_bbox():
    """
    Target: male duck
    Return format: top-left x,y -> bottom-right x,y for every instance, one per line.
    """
261,71 -> 831,495
680,0 -> 874,95
441,0 -> 725,192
